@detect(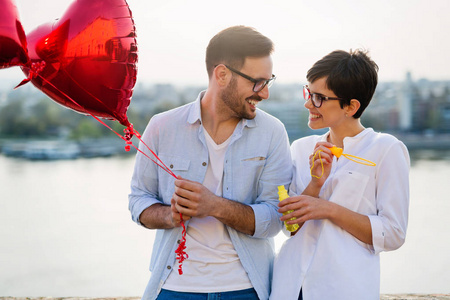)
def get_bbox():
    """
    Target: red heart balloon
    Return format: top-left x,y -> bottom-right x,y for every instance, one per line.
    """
0,0 -> 29,69
21,0 -> 138,127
